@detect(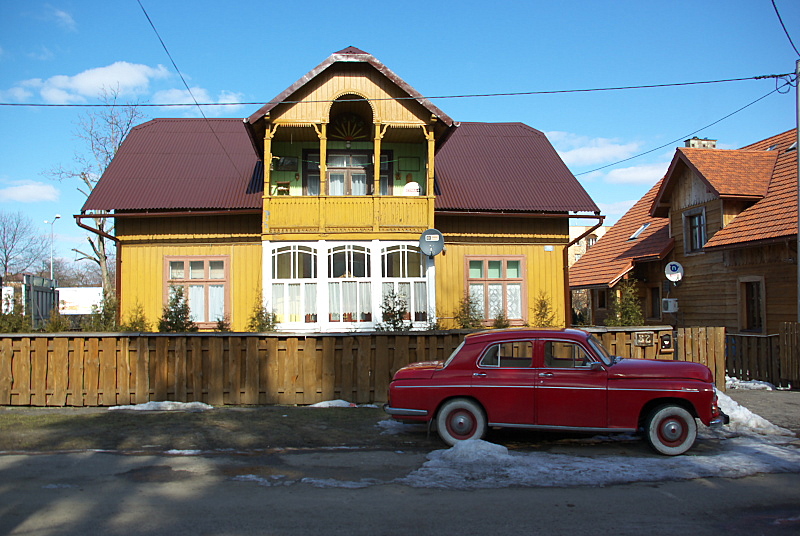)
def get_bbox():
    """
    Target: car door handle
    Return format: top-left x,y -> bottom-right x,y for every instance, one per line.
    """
540,372 -> 554,378
473,373 -> 487,377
